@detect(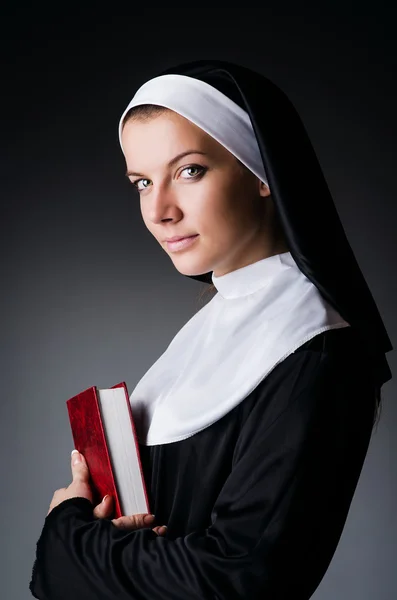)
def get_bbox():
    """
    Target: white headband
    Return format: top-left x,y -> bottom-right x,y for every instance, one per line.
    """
118,74 -> 269,187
